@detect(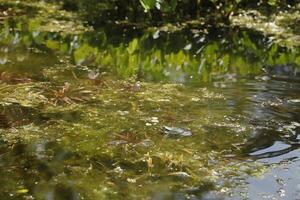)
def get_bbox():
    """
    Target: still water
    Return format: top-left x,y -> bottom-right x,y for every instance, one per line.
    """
0,1 -> 300,200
